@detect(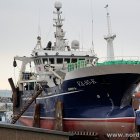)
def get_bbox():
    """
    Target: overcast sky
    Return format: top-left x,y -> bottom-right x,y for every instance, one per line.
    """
0,0 -> 140,89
